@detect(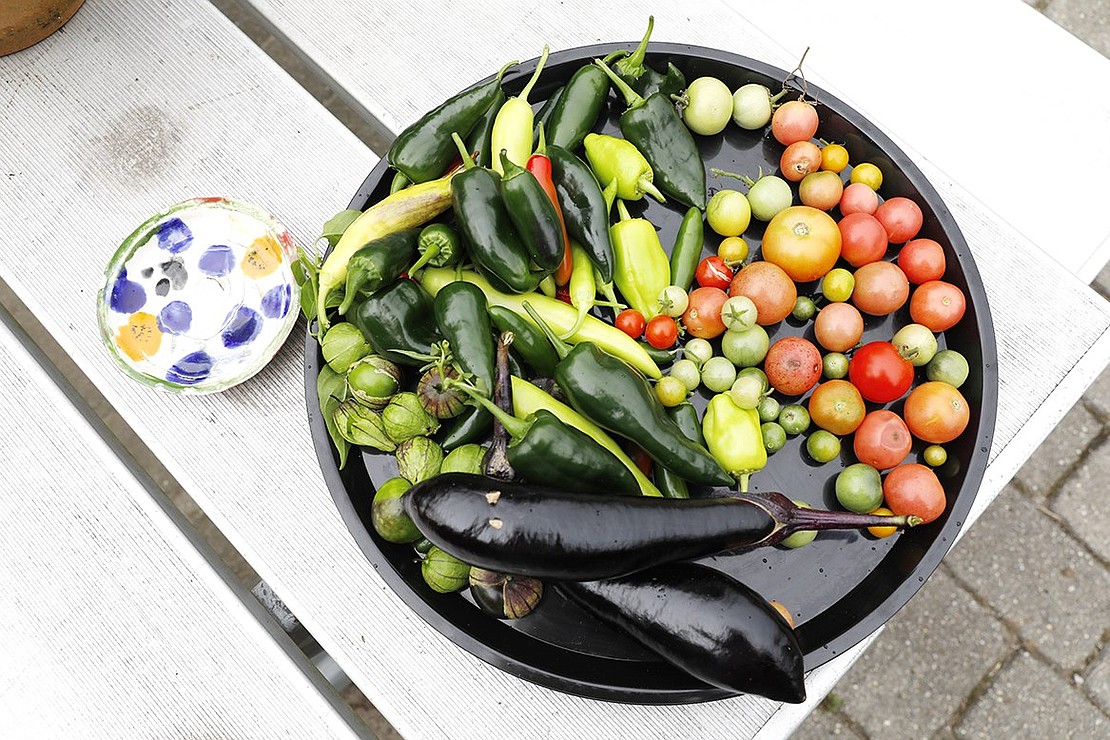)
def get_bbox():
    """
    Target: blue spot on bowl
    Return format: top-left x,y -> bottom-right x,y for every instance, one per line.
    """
261,283 -> 291,319
109,268 -> 146,313
157,301 -> 193,335
198,244 -> 235,277
222,306 -> 262,348
158,217 -> 194,253
165,351 -> 213,385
